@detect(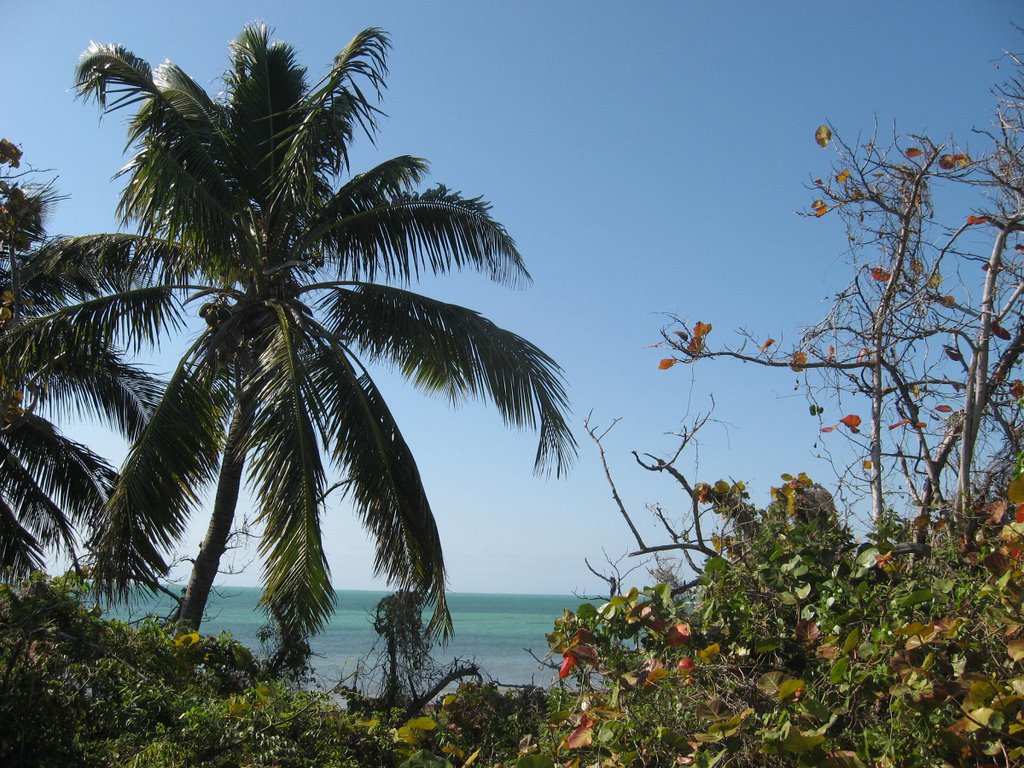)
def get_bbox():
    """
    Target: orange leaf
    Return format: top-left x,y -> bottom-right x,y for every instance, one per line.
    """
889,418 -> 912,430
812,199 -> 829,217
966,215 -> 989,226
693,321 -> 712,338
790,351 -> 808,372
839,414 -> 862,432
914,421 -> 928,428
870,267 -> 891,282
863,460 -> 873,470
760,338 -> 776,352
935,405 -> 953,413
904,147 -> 924,158
658,358 -> 677,370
